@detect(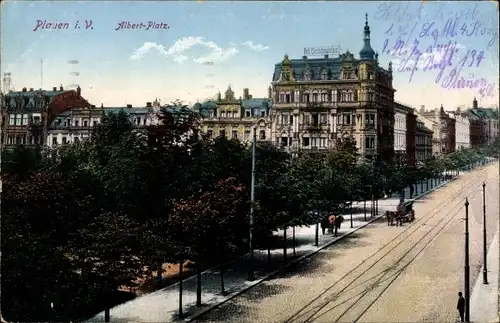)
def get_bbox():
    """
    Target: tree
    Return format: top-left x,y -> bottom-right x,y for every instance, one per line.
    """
1,145 -> 44,179
1,171 -> 97,321
169,178 -> 249,308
